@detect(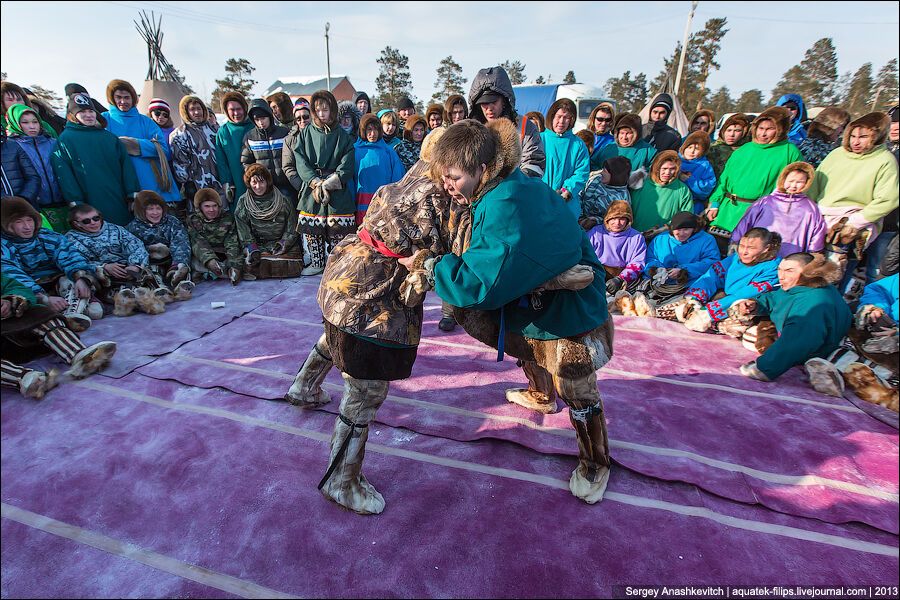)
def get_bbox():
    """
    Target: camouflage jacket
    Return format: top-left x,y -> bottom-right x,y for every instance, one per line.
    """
187,212 -> 242,268
318,161 -> 455,345
233,187 -> 299,252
